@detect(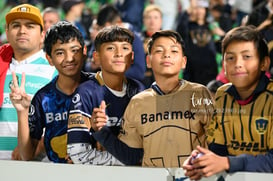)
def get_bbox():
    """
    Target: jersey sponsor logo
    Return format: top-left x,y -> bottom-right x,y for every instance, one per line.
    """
68,113 -> 91,129
255,118 -> 268,134
141,110 -> 195,124
25,82 -> 45,90
72,93 -> 82,108
107,117 -> 122,126
29,104 -> 35,116
3,96 -> 12,106
46,111 -> 68,124
230,140 -> 260,152
72,93 -> 80,104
